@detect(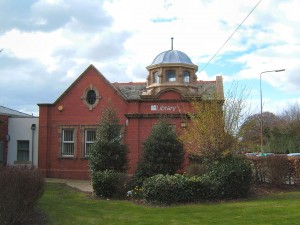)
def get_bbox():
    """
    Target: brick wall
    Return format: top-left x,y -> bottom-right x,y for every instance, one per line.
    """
0,115 -> 8,166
